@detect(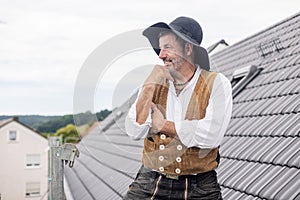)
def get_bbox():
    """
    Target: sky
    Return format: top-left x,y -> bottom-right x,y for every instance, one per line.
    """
1,0 -> 299,115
